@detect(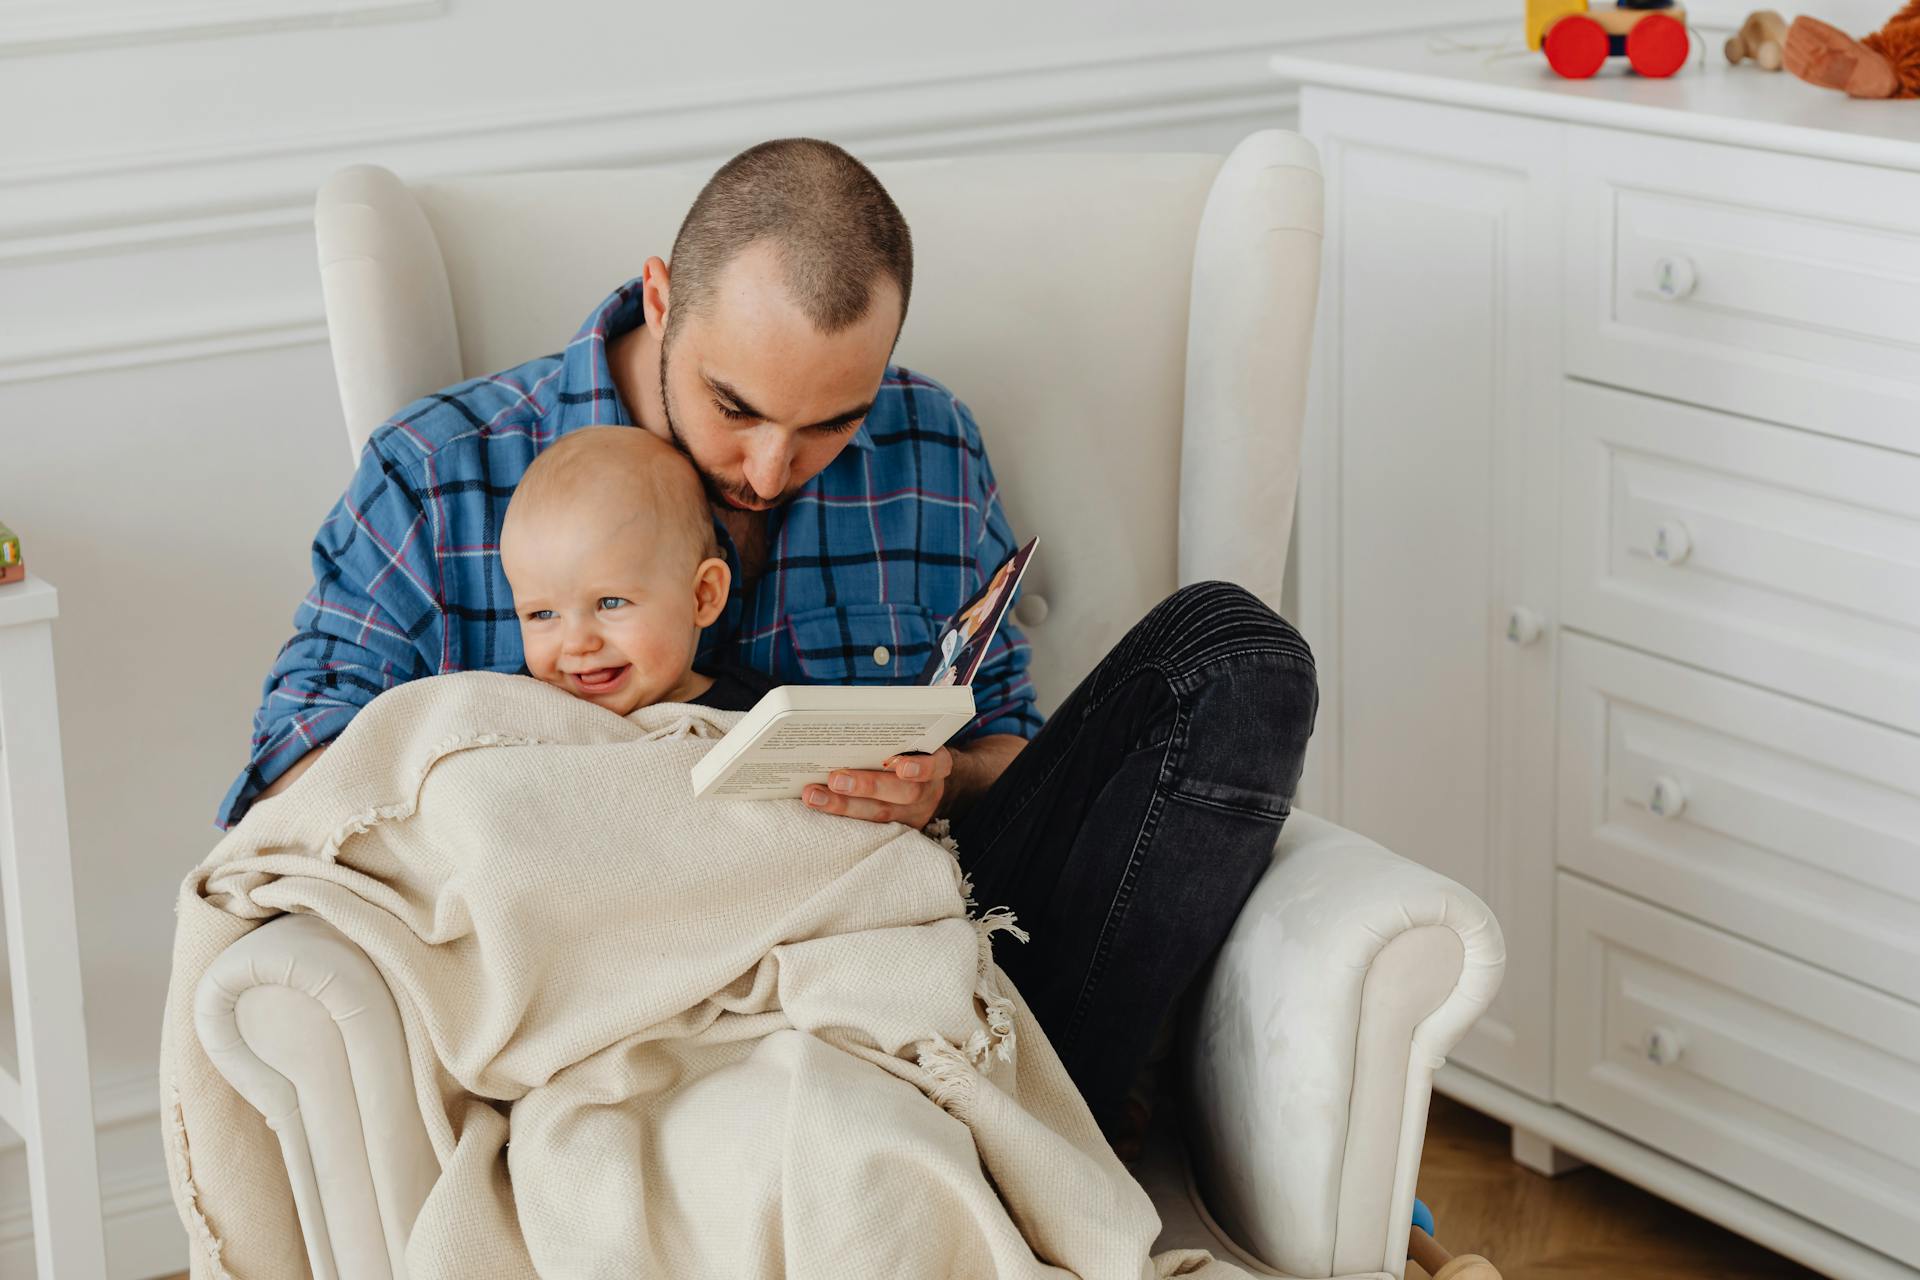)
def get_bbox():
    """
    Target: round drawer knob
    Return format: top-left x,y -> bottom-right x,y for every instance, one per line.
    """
1012,593 -> 1050,627
1648,775 -> 1688,820
1652,520 -> 1692,566
1505,605 -> 1545,647
1645,1026 -> 1686,1067
1654,255 -> 1698,301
